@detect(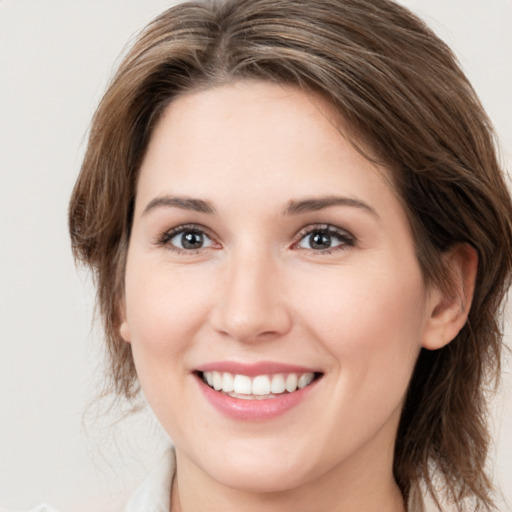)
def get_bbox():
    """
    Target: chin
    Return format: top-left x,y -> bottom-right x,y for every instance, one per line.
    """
197,440 -> 322,493
213,463 -> 310,494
